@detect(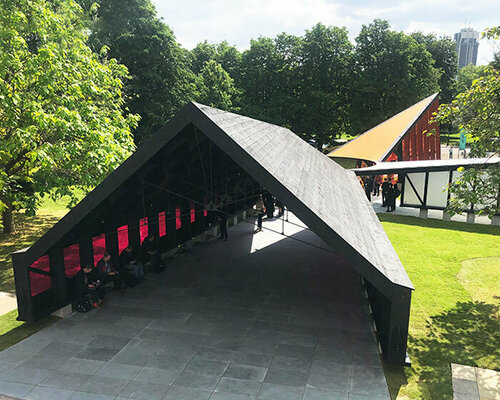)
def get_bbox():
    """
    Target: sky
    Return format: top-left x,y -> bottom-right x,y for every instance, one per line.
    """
152,0 -> 499,65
